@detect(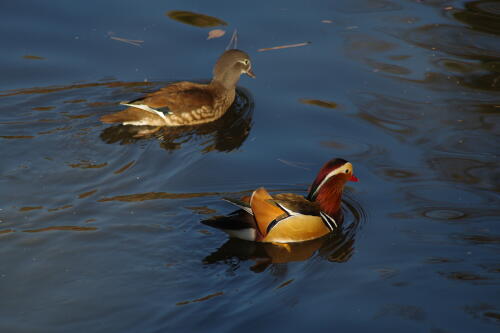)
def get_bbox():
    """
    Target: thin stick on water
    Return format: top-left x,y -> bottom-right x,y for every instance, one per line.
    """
225,29 -> 238,50
258,42 -> 310,52
109,36 -> 144,47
